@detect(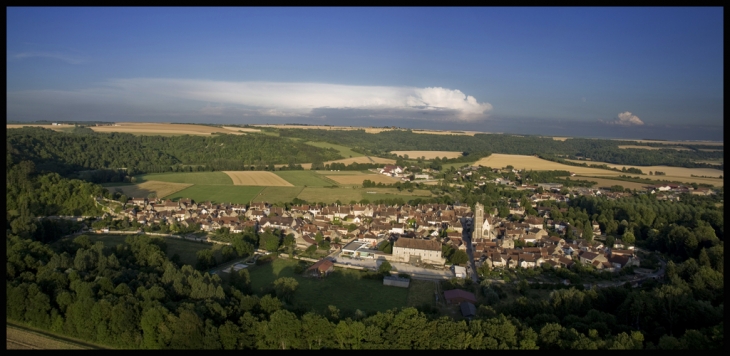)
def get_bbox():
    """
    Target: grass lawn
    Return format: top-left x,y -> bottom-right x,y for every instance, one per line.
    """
249,258 -> 409,313
84,233 -> 223,267
274,170 -> 337,187
406,279 -> 438,307
165,185 -> 264,204
304,141 -> 364,158
136,172 -> 233,185
252,186 -> 305,204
